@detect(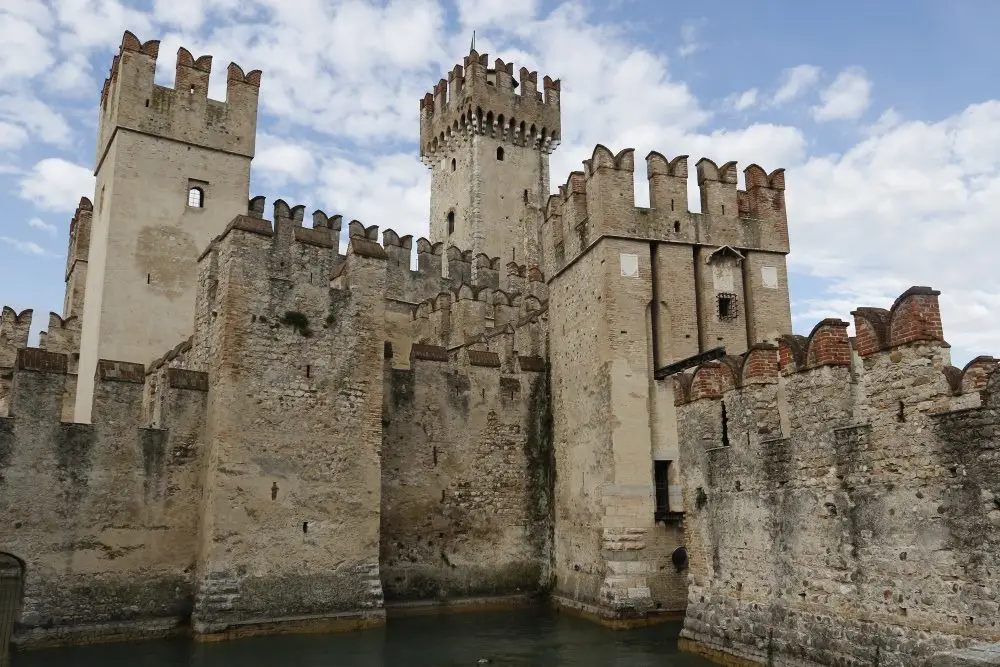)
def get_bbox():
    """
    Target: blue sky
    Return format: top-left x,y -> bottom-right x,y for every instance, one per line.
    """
2,0 -> 999,365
